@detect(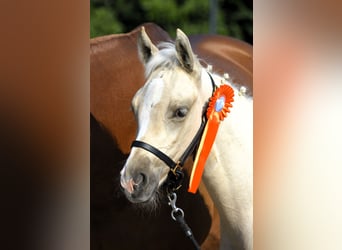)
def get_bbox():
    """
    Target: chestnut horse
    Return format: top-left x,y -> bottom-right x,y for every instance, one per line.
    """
91,23 -> 252,250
